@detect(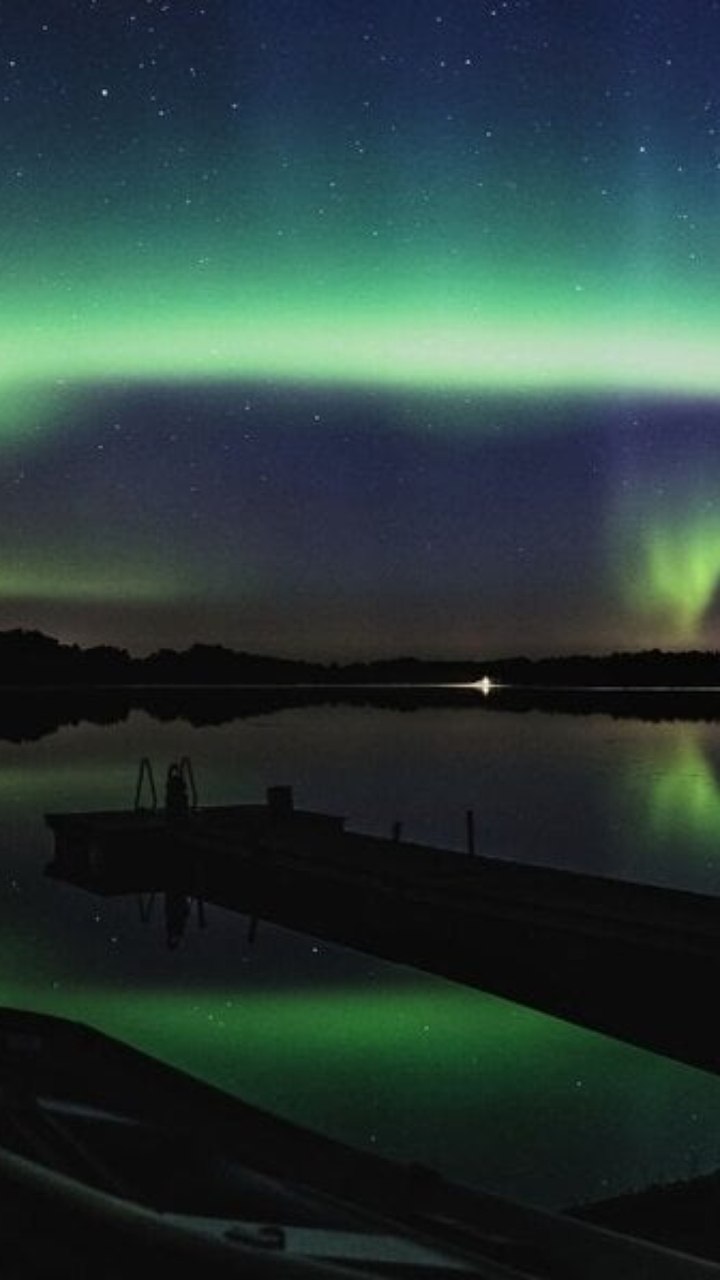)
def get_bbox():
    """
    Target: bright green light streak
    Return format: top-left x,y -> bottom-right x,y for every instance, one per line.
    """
631,516 -> 720,639
5,164 -> 720,439
5,316 -> 720,399
0,560 -> 182,604
4,224 -> 720,443
4,308 -> 720,442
